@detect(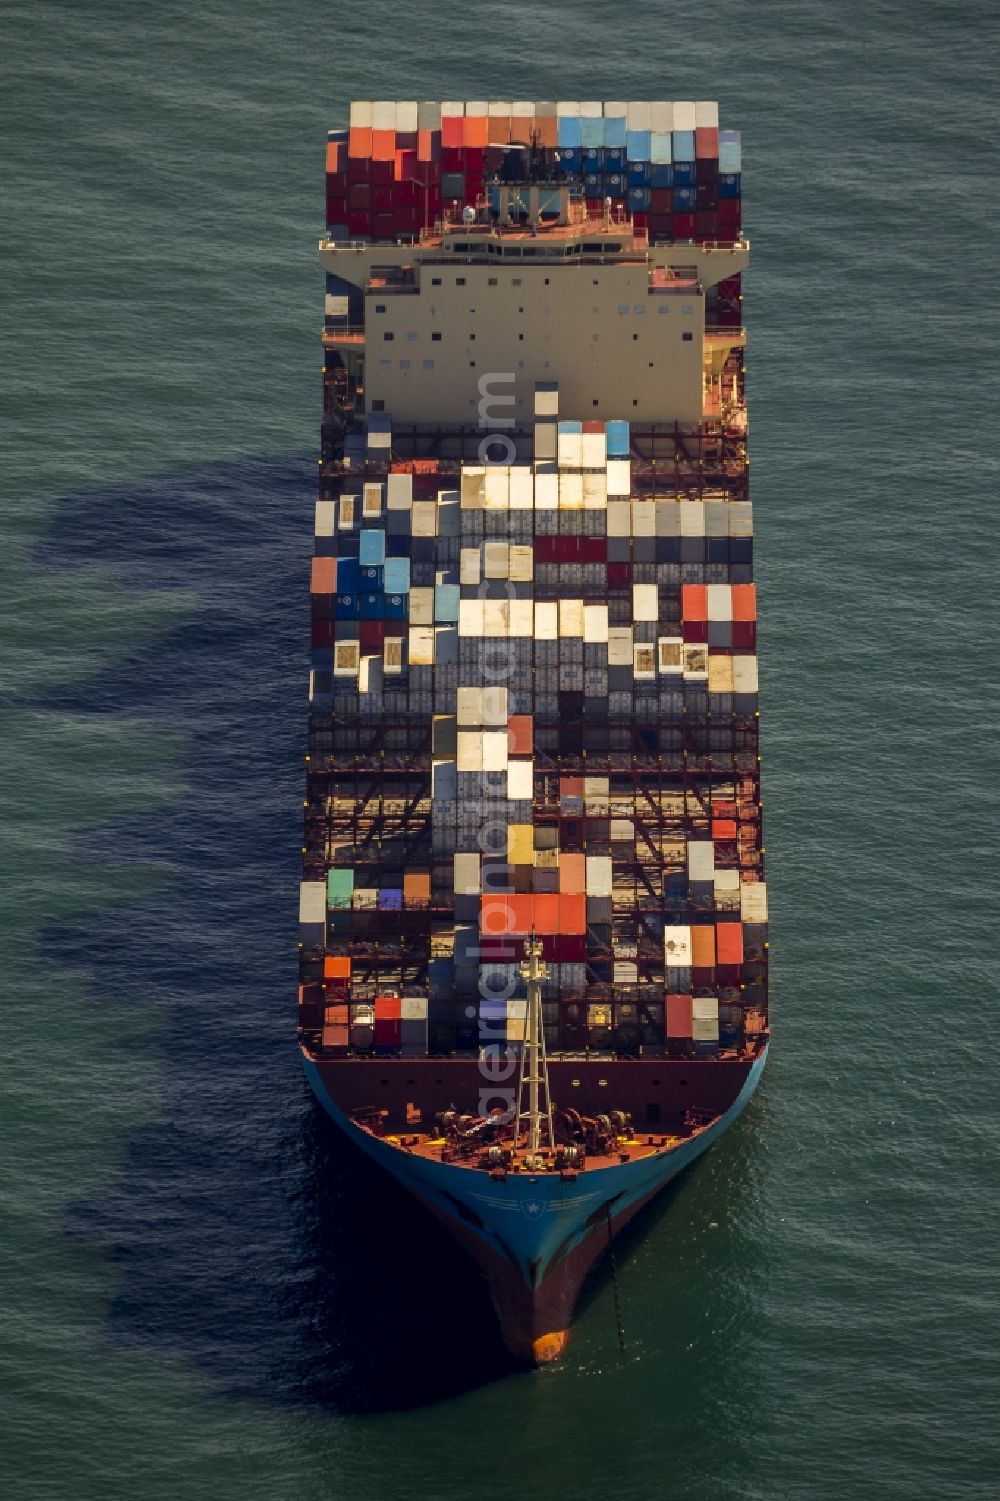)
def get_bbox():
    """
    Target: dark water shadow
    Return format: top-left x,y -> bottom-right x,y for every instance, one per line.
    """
37,457 -> 512,1411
